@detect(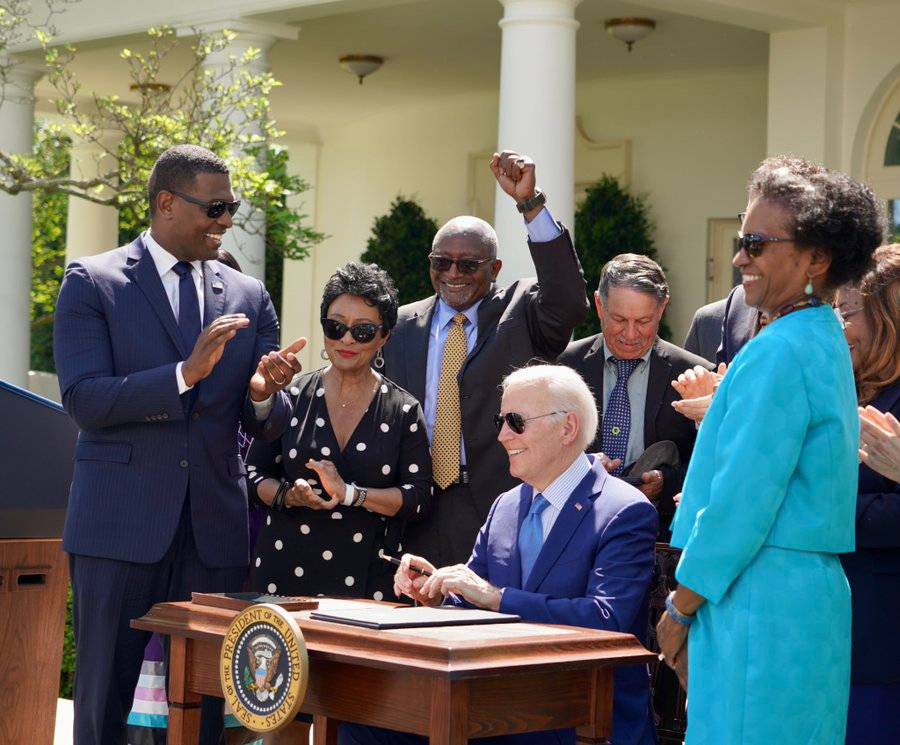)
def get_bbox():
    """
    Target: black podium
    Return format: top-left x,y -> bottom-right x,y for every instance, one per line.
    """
0,380 -> 78,745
